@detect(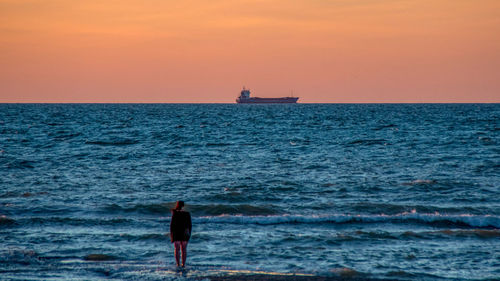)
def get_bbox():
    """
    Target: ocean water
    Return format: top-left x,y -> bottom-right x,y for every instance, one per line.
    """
0,104 -> 499,281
